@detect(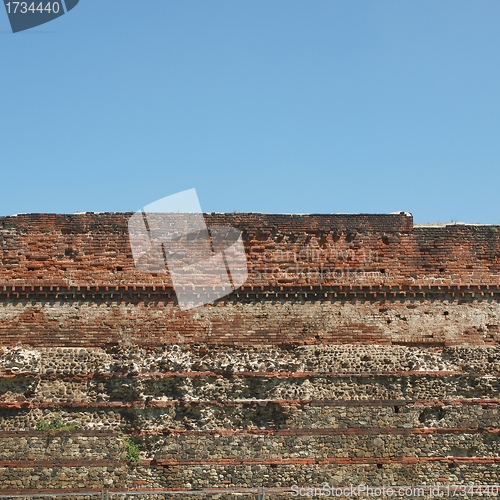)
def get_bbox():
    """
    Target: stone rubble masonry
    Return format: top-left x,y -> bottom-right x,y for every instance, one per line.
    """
0,213 -> 499,496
